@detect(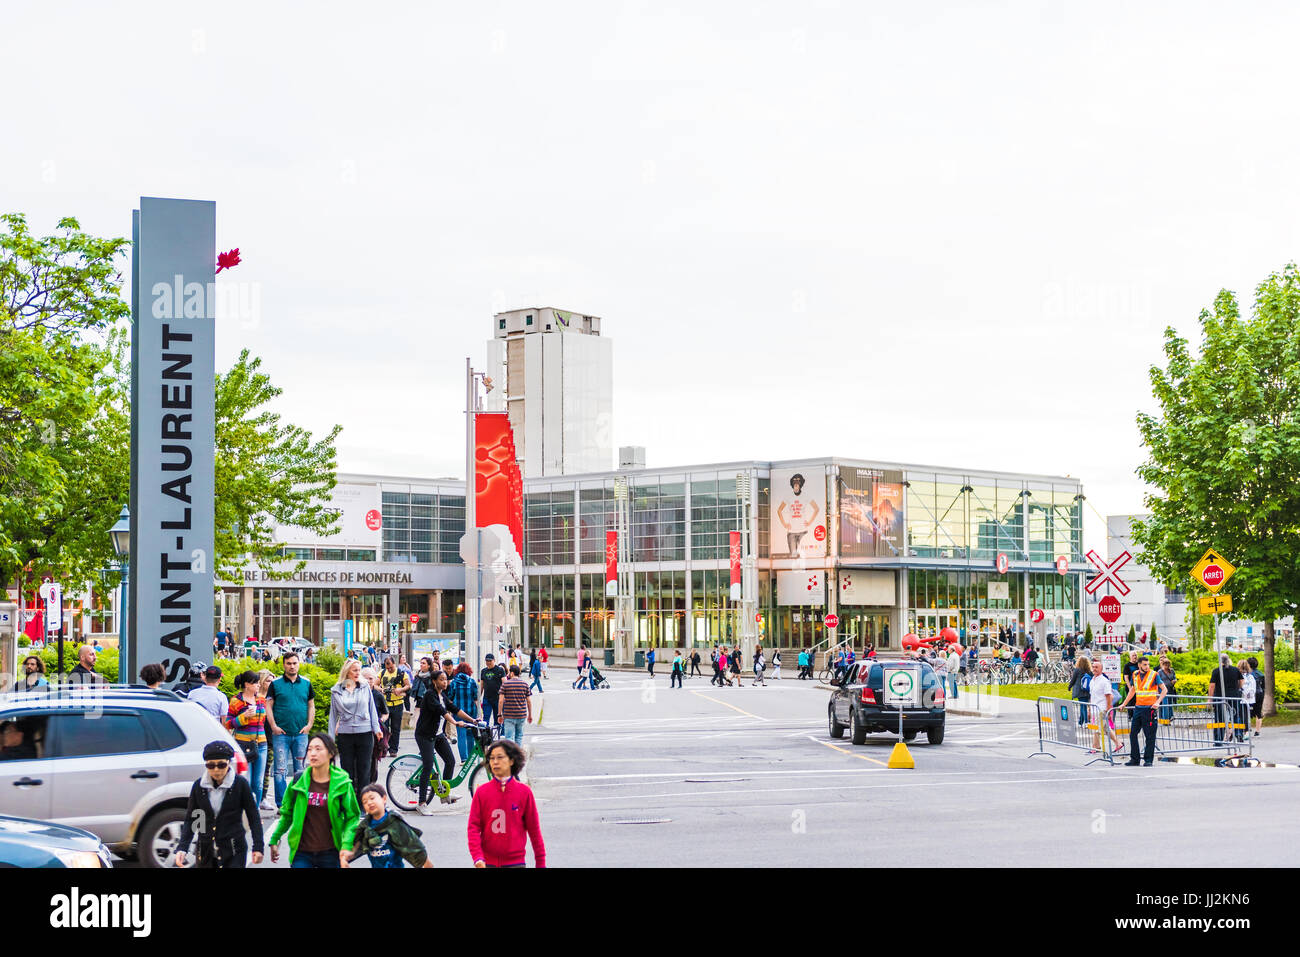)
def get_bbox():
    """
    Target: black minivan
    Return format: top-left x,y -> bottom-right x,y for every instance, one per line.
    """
828,659 -> 946,746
